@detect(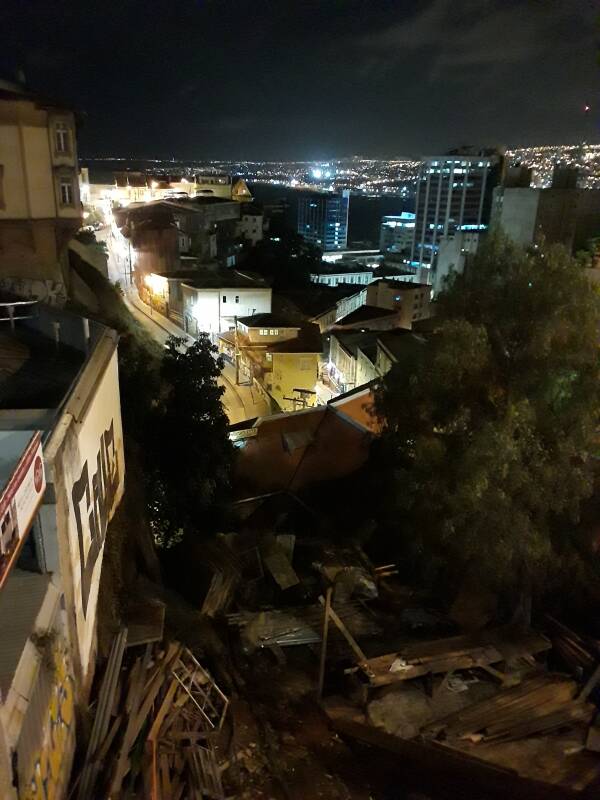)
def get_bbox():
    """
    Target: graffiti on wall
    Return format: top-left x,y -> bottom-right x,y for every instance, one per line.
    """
70,420 -> 119,617
21,651 -> 74,800
0,277 -> 67,306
